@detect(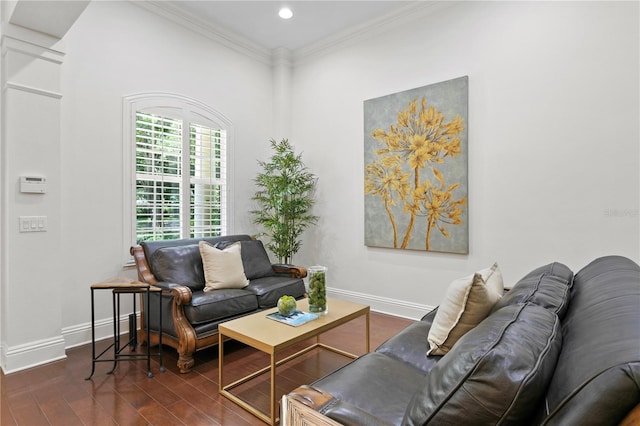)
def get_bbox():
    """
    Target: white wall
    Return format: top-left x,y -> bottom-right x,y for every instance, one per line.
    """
290,1 -> 639,314
57,1 -> 276,350
1,0 -> 278,373
1,0 -> 638,372
1,30 -> 67,371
